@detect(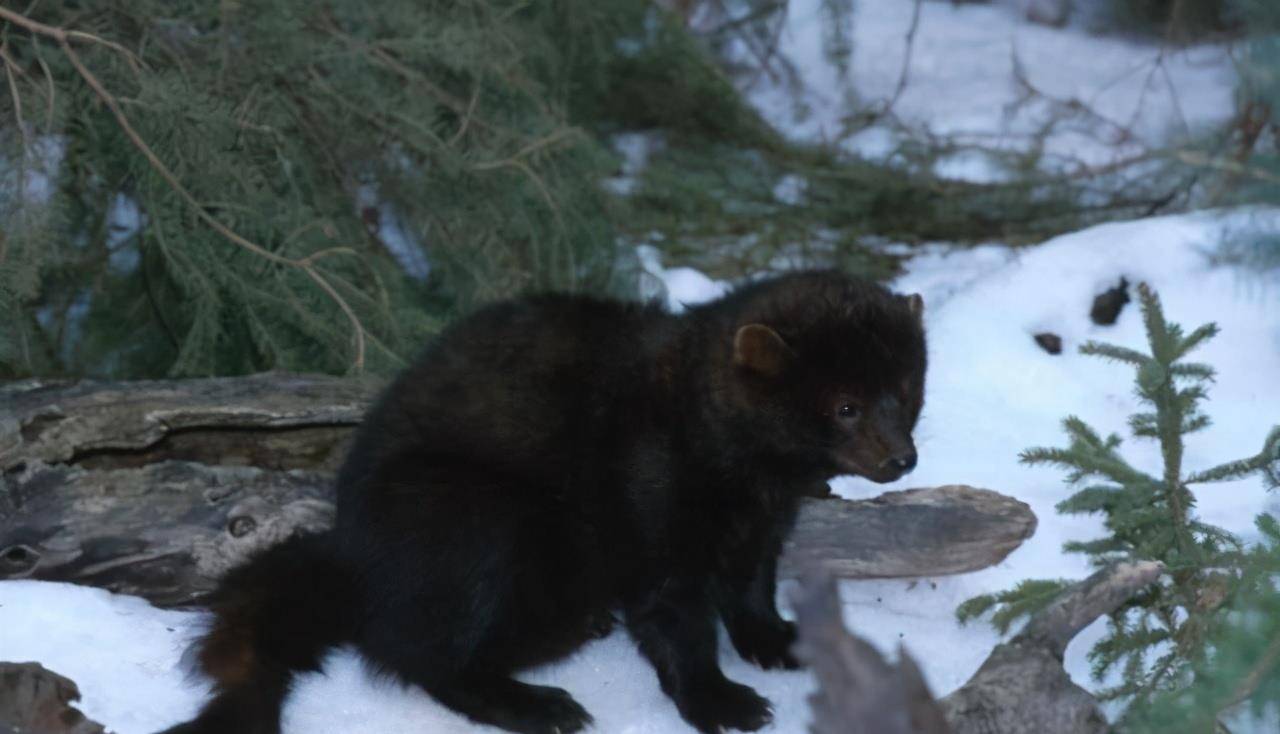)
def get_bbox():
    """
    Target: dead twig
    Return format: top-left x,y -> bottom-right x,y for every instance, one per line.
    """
867,0 -> 923,127
1177,149 -> 1280,186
